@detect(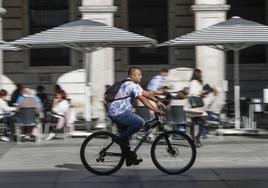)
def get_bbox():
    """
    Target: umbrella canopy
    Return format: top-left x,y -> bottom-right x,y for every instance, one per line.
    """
160,16 -> 268,50
160,16 -> 268,129
9,19 -> 157,121
11,19 -> 156,51
0,41 -> 20,51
